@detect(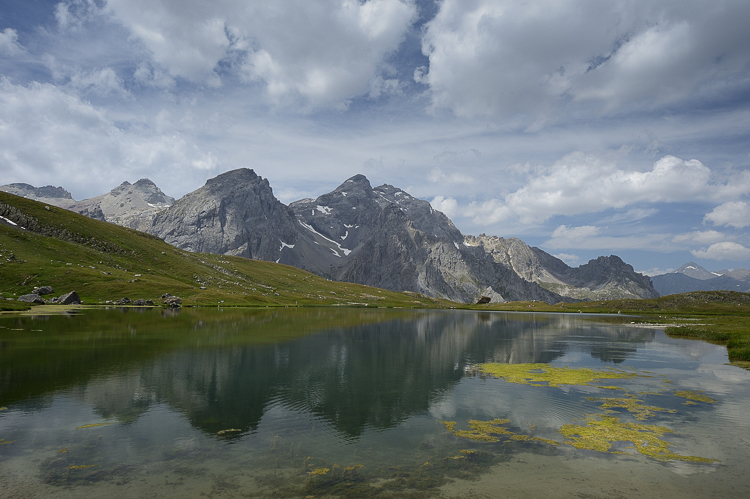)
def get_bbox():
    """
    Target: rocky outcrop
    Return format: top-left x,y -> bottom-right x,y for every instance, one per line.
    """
464,234 -> 659,300
1,179 -> 174,230
149,169 -> 308,262
69,179 -> 174,231
0,183 -> 75,207
290,175 -> 565,303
